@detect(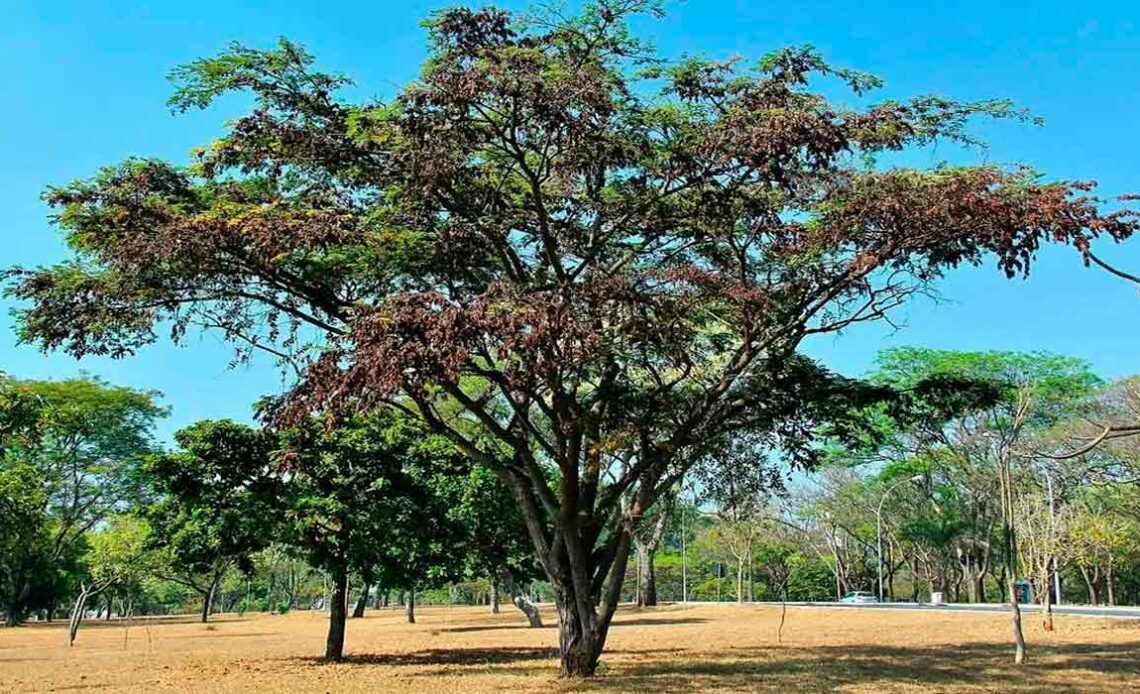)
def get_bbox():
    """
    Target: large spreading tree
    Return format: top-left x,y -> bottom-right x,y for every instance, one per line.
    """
6,2 -> 1138,676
